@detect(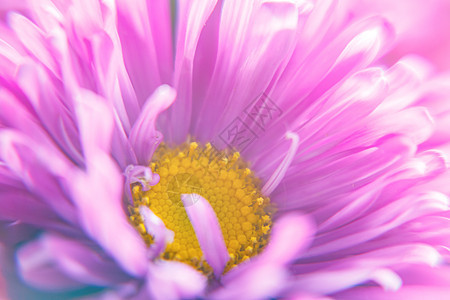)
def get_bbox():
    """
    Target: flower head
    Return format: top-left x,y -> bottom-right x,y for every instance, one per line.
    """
1,0 -> 450,299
